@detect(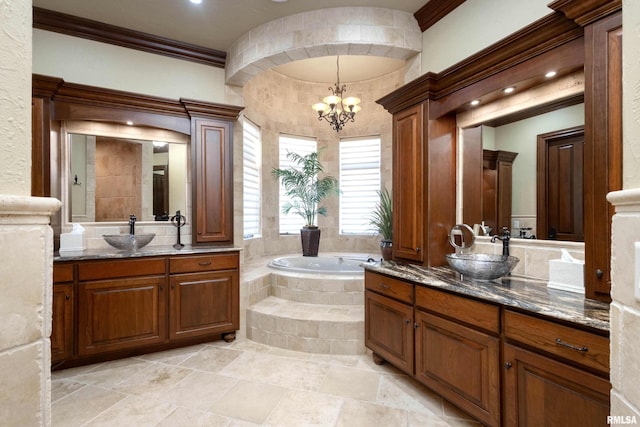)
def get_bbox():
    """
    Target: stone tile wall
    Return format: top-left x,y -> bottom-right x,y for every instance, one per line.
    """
226,7 -> 422,86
